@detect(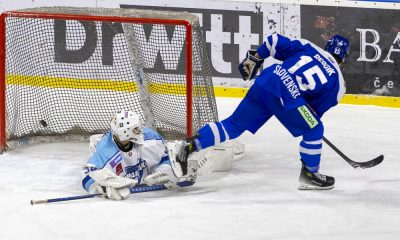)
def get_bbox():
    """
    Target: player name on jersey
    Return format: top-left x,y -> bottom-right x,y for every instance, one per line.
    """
273,65 -> 301,99
314,54 -> 336,76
